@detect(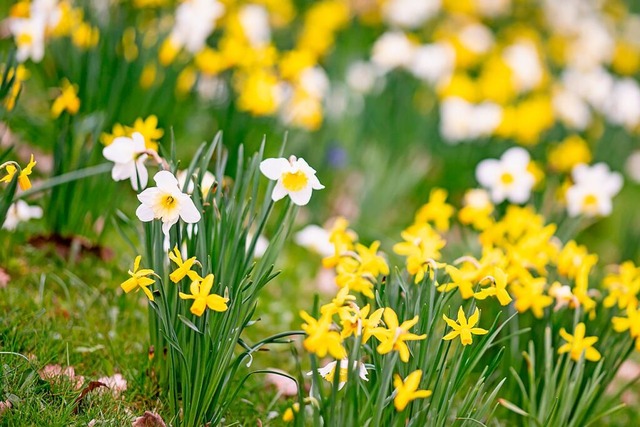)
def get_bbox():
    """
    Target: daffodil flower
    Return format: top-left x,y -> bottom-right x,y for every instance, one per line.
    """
51,79 -> 80,118
476,147 -> 535,204
120,255 -> 156,301
1,154 -> 36,190
393,370 -> 432,411
558,322 -> 601,362
442,307 -> 488,346
168,246 -> 202,283
103,132 -> 149,190
375,308 -> 426,362
179,274 -> 228,317
309,359 -> 369,390
136,170 -> 201,236
259,156 -> 324,206
474,267 -> 513,306
300,310 -> 347,359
